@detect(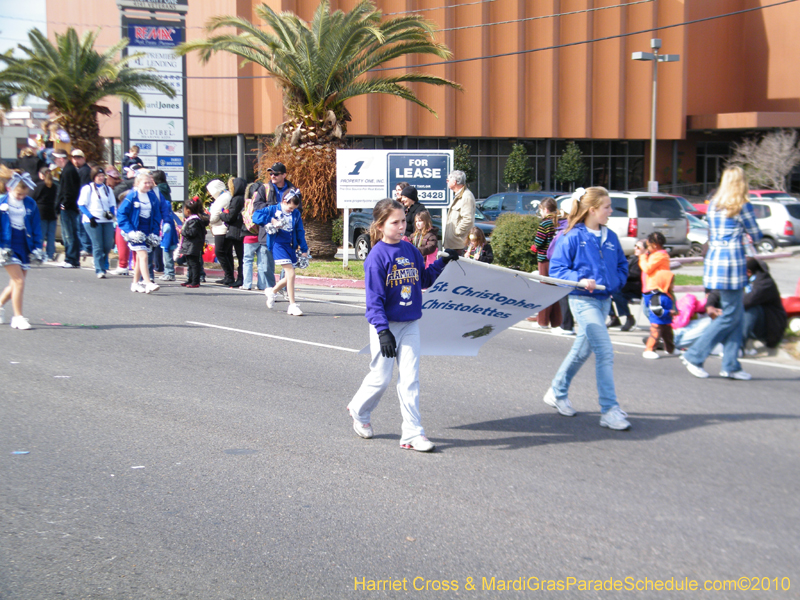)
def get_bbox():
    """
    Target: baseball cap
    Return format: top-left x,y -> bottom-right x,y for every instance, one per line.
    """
267,162 -> 287,174
51,150 -> 67,158
71,149 -> 85,158
106,168 -> 120,178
